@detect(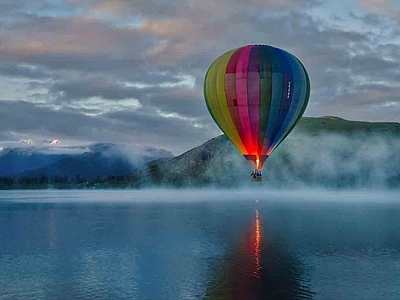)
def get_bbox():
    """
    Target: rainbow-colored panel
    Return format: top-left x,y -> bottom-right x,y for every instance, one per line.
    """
204,45 -> 310,169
